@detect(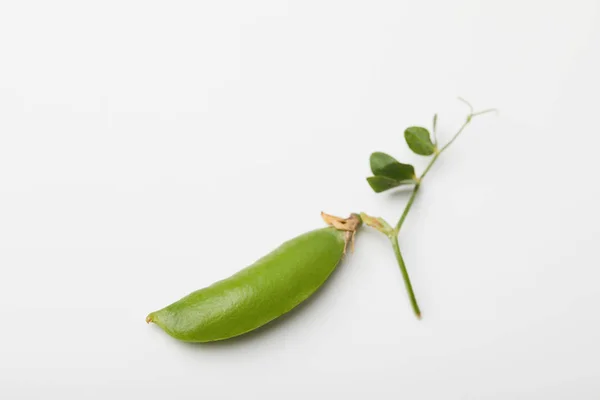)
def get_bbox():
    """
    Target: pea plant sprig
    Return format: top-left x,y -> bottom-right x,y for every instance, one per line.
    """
360,99 -> 496,319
